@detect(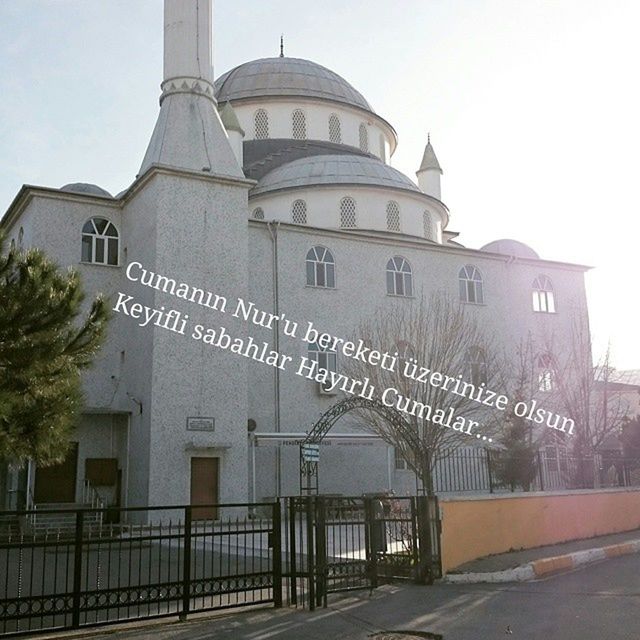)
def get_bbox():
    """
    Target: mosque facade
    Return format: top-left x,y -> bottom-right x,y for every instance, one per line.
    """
0,0 -> 589,512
